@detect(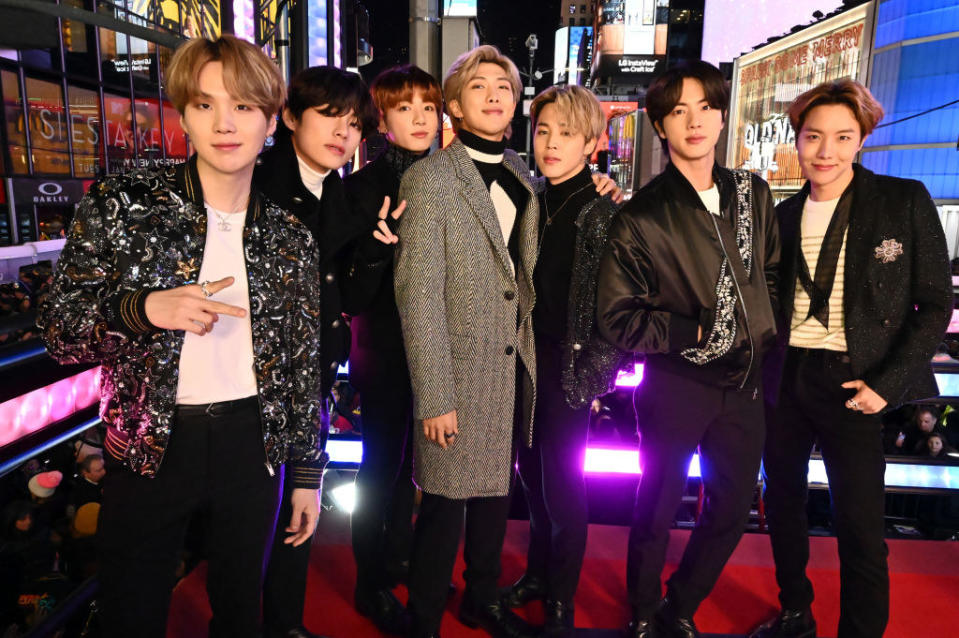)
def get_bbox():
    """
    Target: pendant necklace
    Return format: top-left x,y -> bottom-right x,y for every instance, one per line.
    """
544,183 -> 593,227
